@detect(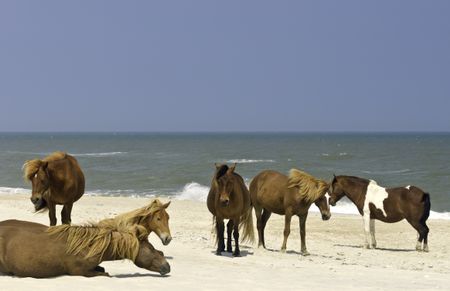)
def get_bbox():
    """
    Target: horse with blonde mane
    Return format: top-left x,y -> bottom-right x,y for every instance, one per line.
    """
250,169 -> 331,255
0,219 -> 170,278
98,198 -> 172,245
207,163 -> 254,256
22,151 -> 85,226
